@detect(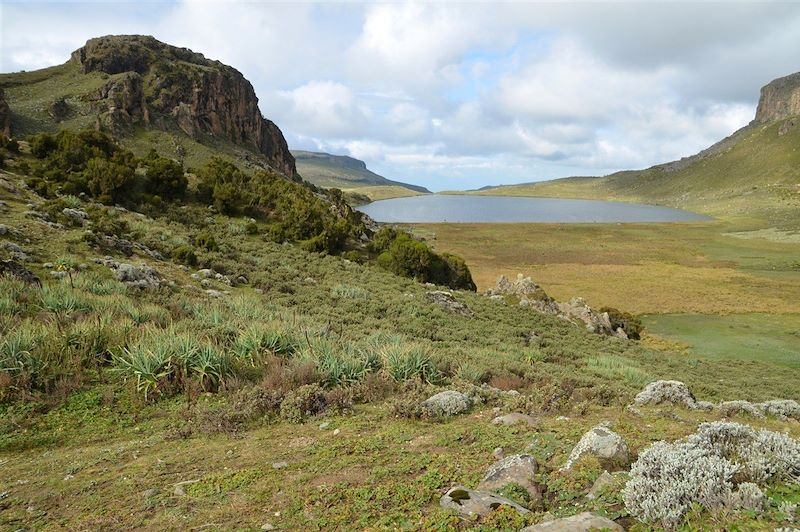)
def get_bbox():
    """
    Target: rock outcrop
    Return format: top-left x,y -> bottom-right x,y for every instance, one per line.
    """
754,71 -> 800,124
522,512 -> 624,532
70,35 -> 296,178
439,486 -> 530,517
561,424 -> 631,471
